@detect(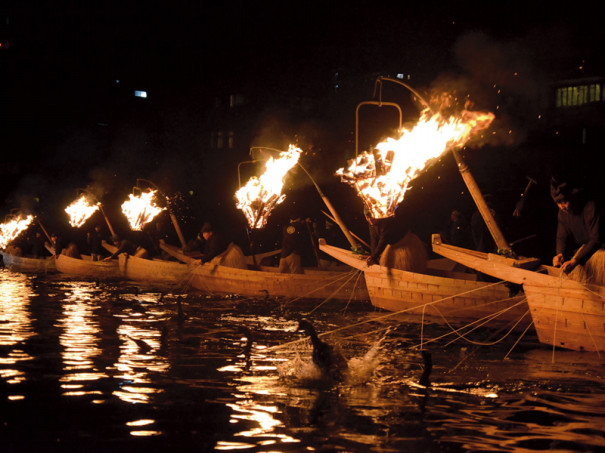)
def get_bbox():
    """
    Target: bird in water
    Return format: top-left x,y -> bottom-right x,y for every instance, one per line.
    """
419,350 -> 432,387
175,296 -> 188,325
298,318 -> 348,382
125,334 -> 153,354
